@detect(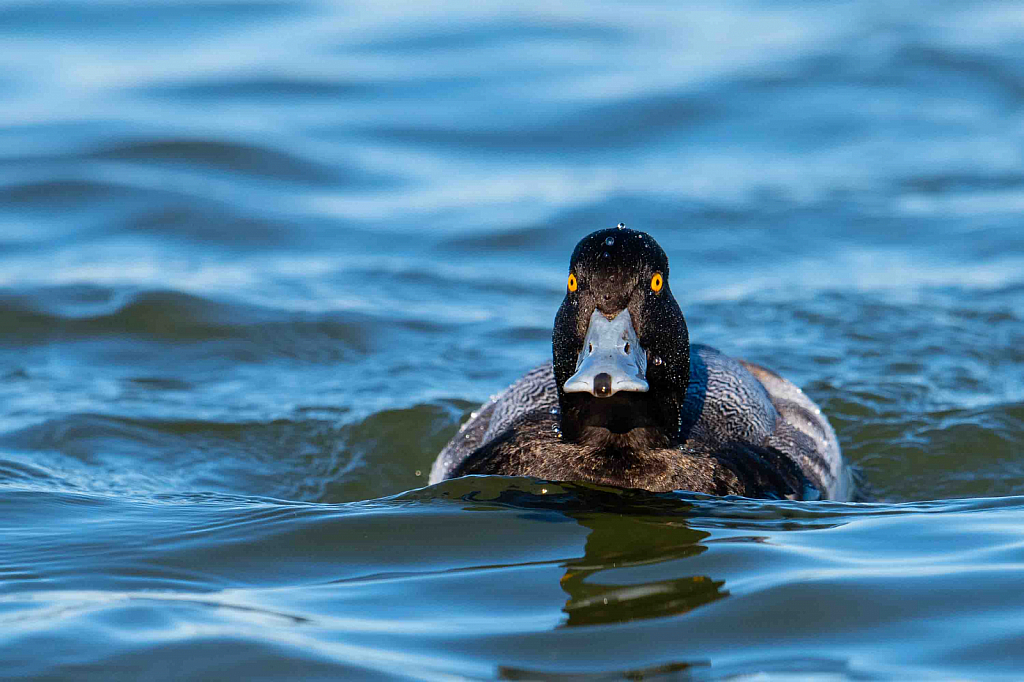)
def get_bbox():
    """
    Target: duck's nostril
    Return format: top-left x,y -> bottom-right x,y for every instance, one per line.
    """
594,372 -> 612,397
624,342 -> 630,355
